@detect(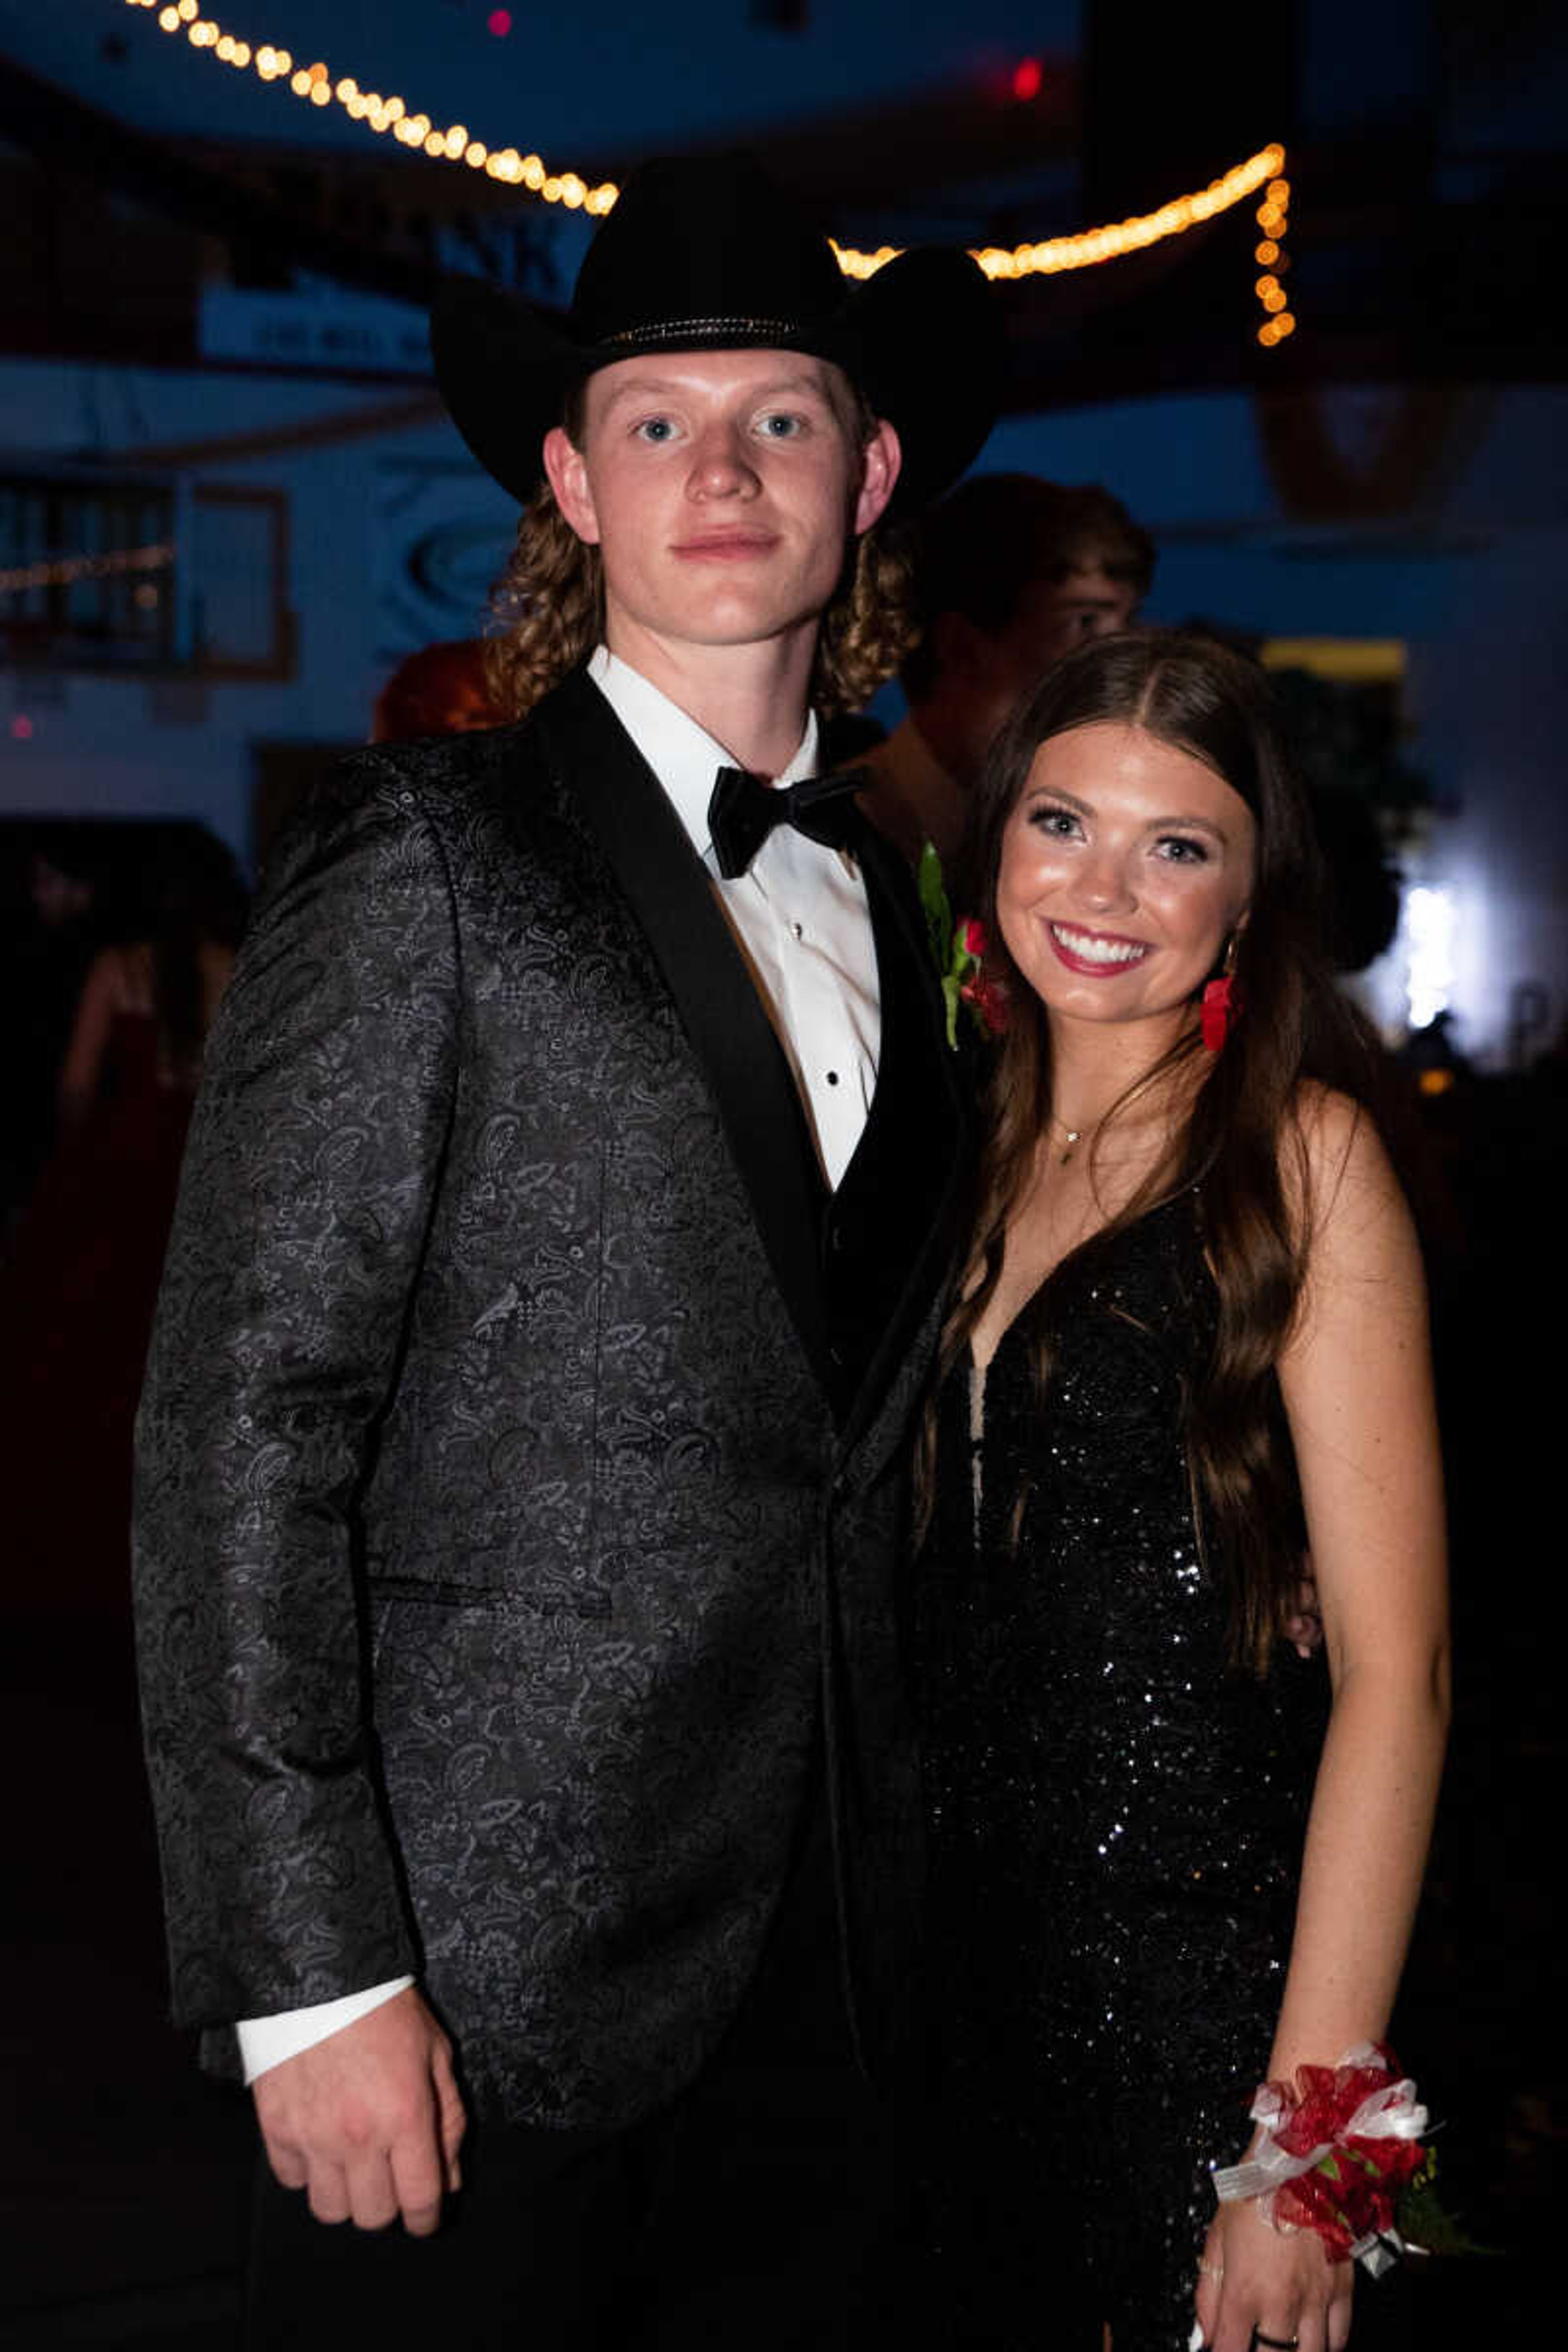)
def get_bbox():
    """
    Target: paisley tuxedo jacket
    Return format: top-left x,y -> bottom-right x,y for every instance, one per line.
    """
133,668 -> 969,2129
